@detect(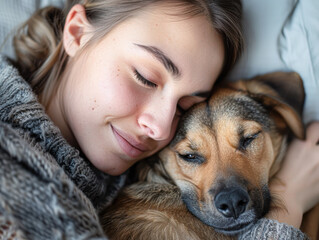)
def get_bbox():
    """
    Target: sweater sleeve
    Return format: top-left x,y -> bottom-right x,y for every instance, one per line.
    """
238,218 -> 309,240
